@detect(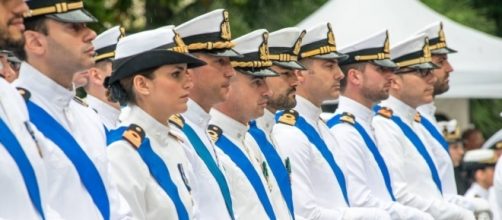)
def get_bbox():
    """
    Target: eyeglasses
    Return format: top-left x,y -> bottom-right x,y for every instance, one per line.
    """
394,68 -> 433,77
